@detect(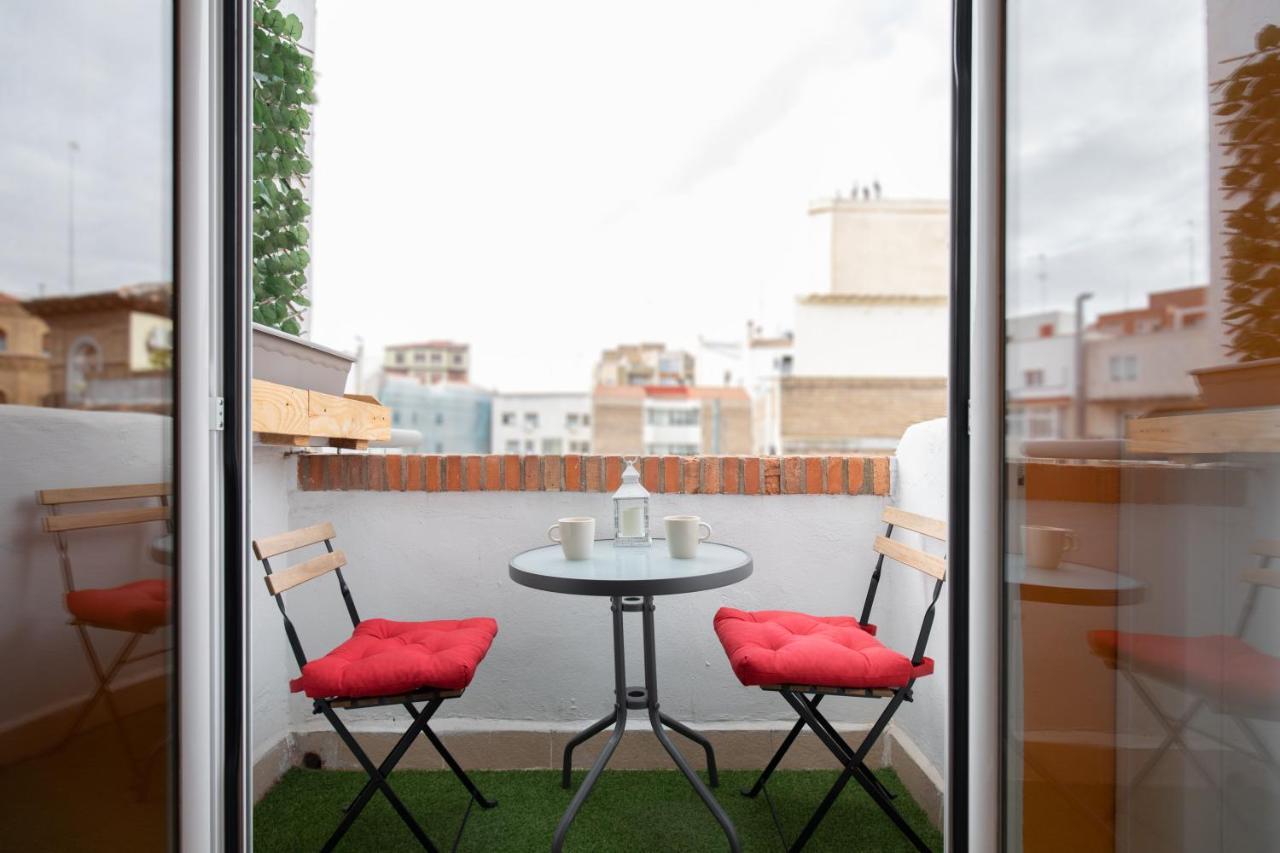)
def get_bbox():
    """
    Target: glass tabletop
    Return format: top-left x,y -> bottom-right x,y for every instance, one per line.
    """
509,539 -> 752,596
